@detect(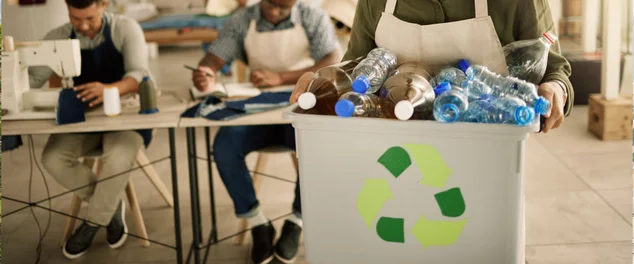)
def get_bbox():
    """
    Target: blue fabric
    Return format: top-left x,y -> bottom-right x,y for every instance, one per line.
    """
70,17 -> 153,147
140,14 -> 229,31
2,136 -> 23,152
56,89 -> 87,125
181,91 -> 291,121
213,124 -> 300,216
